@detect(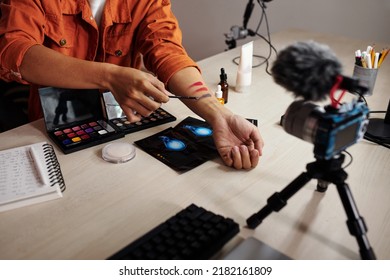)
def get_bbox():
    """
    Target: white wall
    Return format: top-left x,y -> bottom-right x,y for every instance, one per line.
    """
171,0 -> 390,61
